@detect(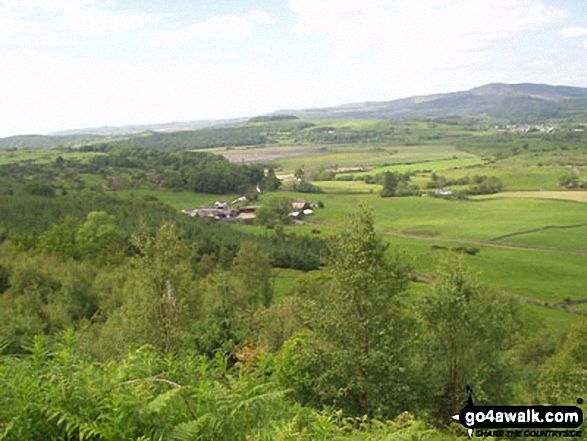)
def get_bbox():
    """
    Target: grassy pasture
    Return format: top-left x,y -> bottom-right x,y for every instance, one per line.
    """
201,143 -> 481,175
267,191 -> 587,241
0,149 -> 103,165
79,173 -> 106,187
108,186 -> 587,328
101,125 -> 587,330
251,223 -> 585,327
279,144 -> 477,172
496,226 -> 587,250
437,165 -> 568,191
493,148 -> 587,168
343,157 -> 484,177
373,232 -> 587,308
474,190 -> 587,203
305,180 -> 381,194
